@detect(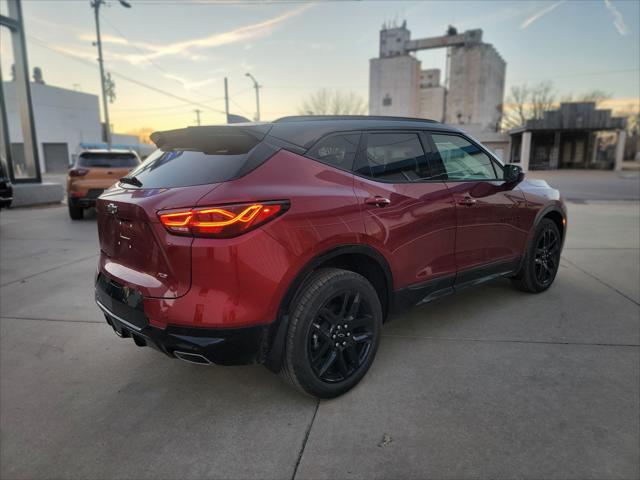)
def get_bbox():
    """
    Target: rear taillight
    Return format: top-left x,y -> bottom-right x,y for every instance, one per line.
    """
158,201 -> 289,238
68,168 -> 89,177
